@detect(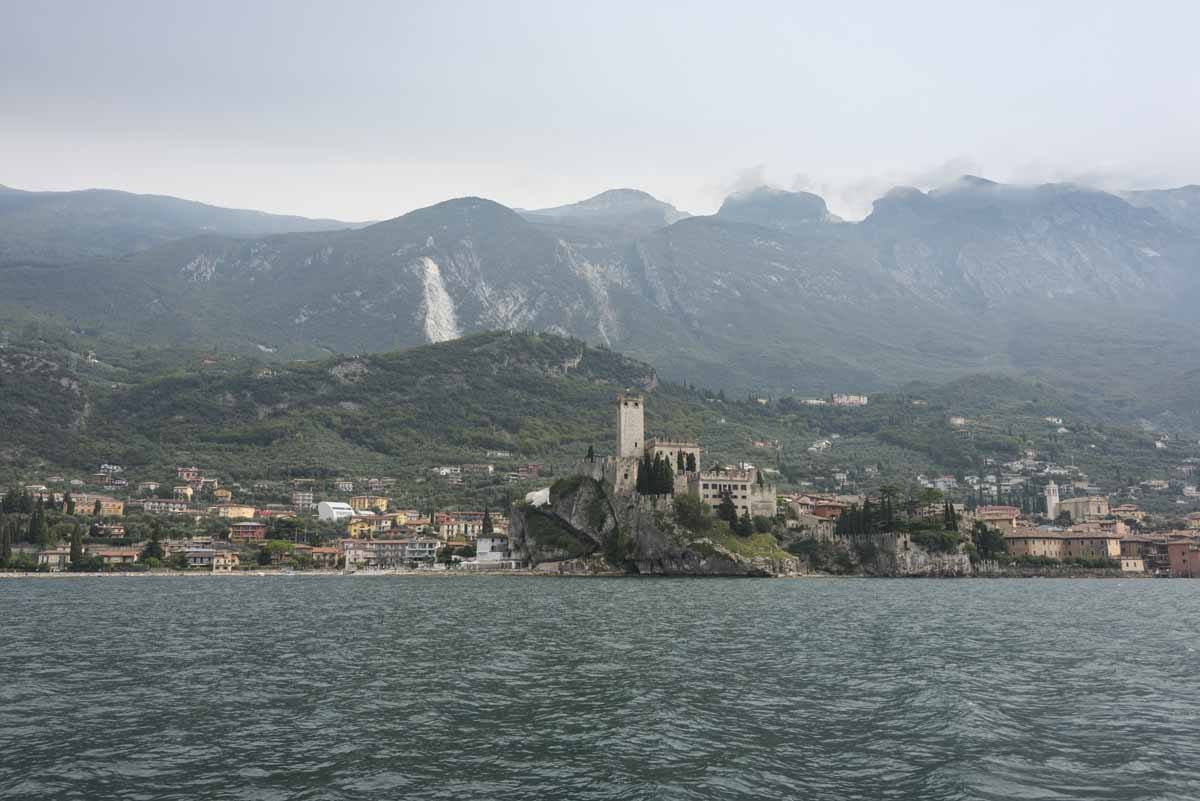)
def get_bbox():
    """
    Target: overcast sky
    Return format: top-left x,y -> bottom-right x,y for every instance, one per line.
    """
2,0 -> 1197,220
